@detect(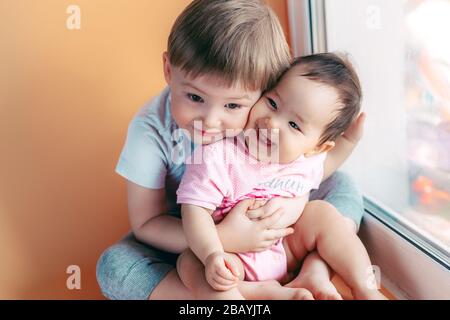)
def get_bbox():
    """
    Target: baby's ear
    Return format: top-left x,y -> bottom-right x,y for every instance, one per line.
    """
305,141 -> 335,157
